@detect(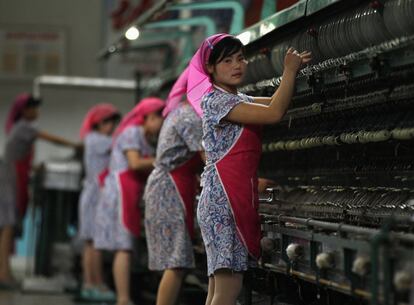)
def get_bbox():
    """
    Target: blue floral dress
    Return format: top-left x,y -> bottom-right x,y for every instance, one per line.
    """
94,126 -> 155,251
78,131 -> 112,240
144,103 -> 203,270
197,88 -> 258,276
